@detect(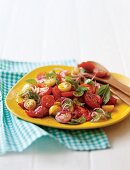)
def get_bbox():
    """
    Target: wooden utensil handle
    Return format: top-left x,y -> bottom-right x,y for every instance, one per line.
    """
110,86 -> 130,106
109,77 -> 130,97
